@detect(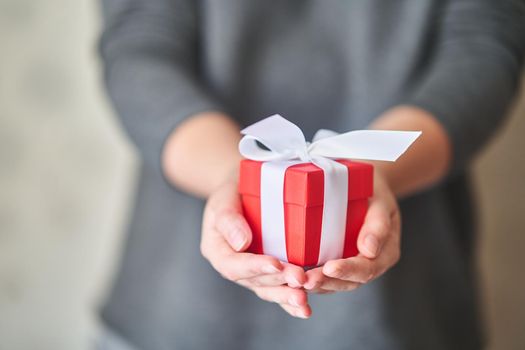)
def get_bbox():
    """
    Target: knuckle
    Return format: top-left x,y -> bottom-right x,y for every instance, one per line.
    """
218,270 -> 230,280
327,284 -> 341,292
321,288 -> 335,294
220,270 -> 237,282
199,242 -> 209,259
369,267 -> 378,282
236,279 -> 250,289
392,249 -> 401,265
231,275 -> 242,283
361,266 -> 376,283
337,283 -> 351,292
255,290 -> 273,303
253,288 -> 265,299
342,283 -> 353,291
349,283 -> 361,291
256,290 -> 275,303
246,265 -> 260,277
250,278 -> 263,287
363,274 -> 374,284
